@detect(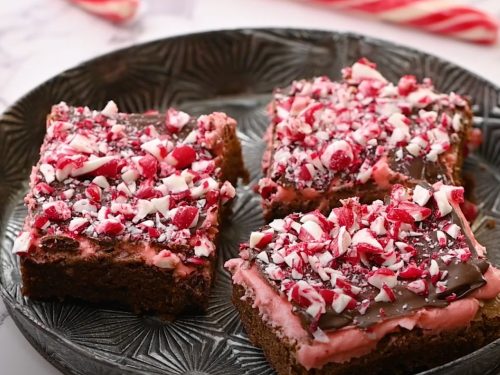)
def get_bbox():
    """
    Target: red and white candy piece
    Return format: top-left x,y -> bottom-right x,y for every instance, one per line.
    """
73,199 -> 98,213
299,220 -> 325,241
72,156 -> 117,178
101,100 -> 118,117
439,185 -> 465,204
399,264 -> 423,279
332,292 -> 355,313
374,284 -> 396,302
433,190 -> 453,217
429,259 -> 440,282
141,139 -> 169,161
331,226 -> 351,258
320,140 -> 353,171
166,109 -> 190,133
69,0 -> 139,24
133,199 -> 155,223
436,230 -> 447,247
166,145 -> 197,169
443,223 -> 461,239
287,280 -> 326,317
69,134 -> 95,154
137,154 -> 158,179
396,202 -> 432,222
34,183 -> 55,196
310,0 -> 498,45
352,228 -> 383,252
95,218 -> 125,235
42,201 -> 72,221
39,164 -> 56,184
92,175 -> 110,189
85,184 -> 102,202
265,263 -> 285,280
249,231 -> 274,249
68,217 -> 89,233
413,185 -> 432,206
367,268 -> 398,289
407,279 -> 428,296
370,216 -> 386,236
194,235 -> 215,257
351,60 -> 387,83
171,206 -> 199,229
162,174 -> 189,194
220,181 -> 236,204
